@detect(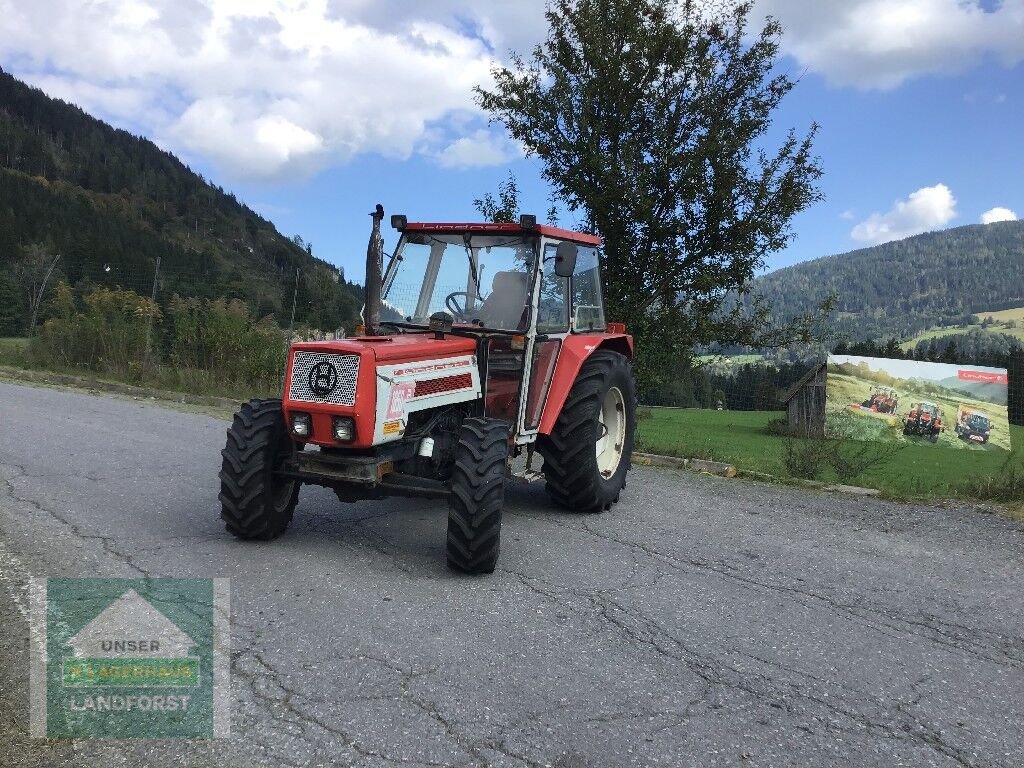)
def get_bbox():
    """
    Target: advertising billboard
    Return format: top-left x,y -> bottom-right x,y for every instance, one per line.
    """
825,355 -> 1011,451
